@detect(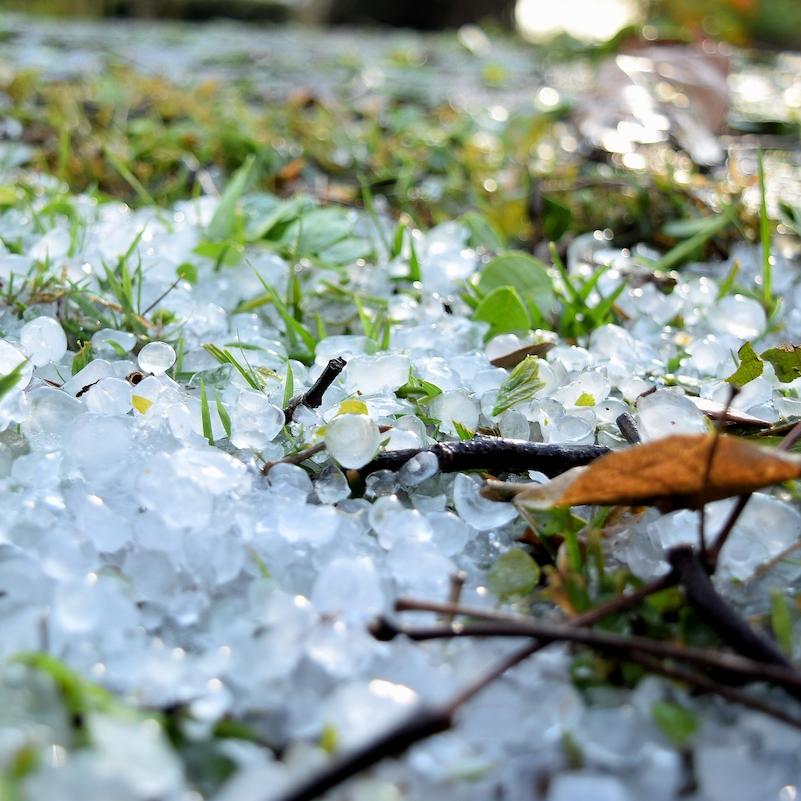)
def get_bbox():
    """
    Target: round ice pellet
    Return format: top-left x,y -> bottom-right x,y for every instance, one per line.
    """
20,316 -> 67,367
324,413 -> 380,469
138,341 -> 176,375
